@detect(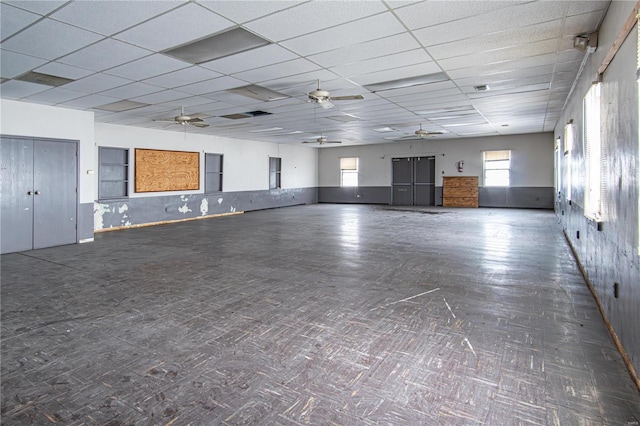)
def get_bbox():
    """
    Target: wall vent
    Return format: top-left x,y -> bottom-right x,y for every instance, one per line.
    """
15,71 -> 75,87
